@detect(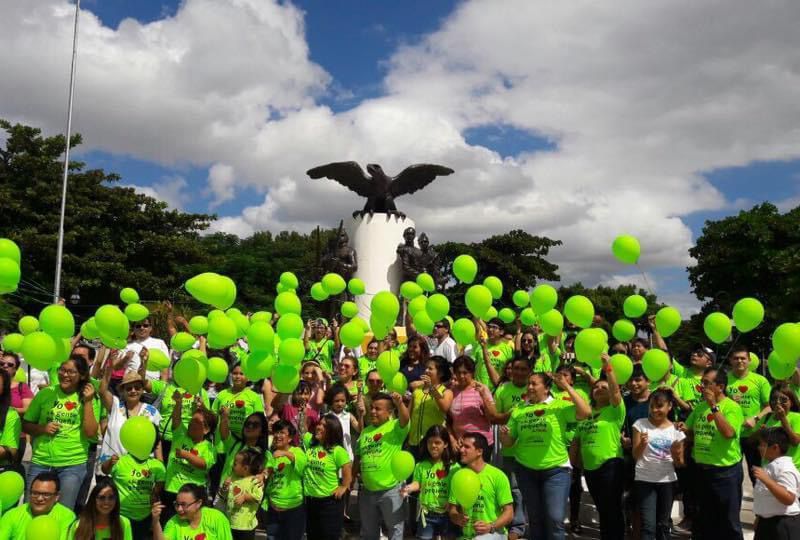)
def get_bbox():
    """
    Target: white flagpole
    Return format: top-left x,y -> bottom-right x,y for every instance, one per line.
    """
53,0 -> 81,303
